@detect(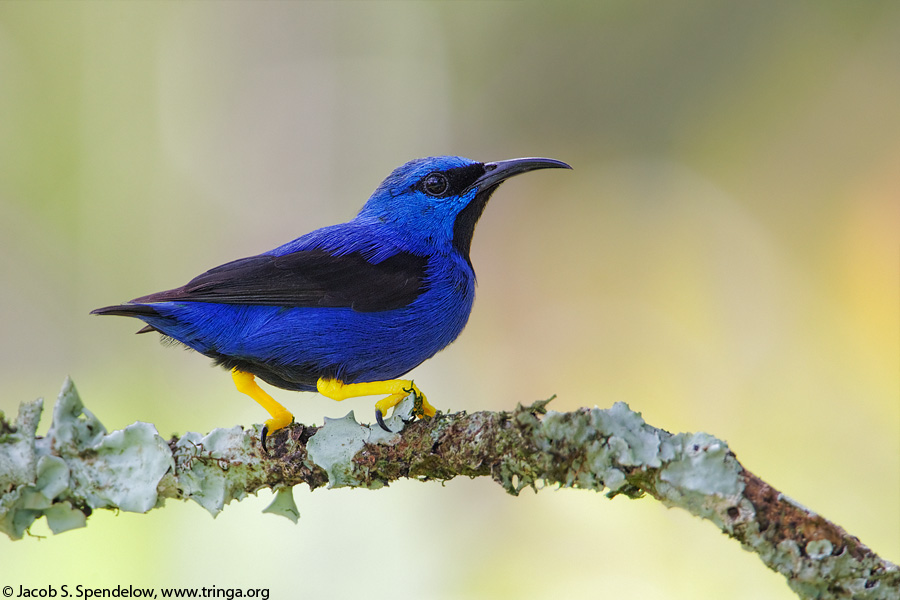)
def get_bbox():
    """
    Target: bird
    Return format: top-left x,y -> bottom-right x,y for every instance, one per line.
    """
92,155 -> 571,450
